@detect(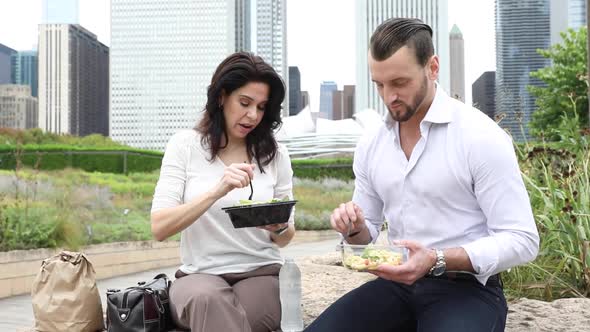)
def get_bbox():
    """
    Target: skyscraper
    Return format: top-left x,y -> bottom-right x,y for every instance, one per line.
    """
289,66 -> 302,115
237,0 -> 288,116
568,0 -> 587,28
111,0 -> 288,151
343,85 -> 355,119
449,24 -> 465,102
254,0 -> 287,113
111,1 -> 235,150
42,0 -> 79,24
550,0 -> 587,46
0,43 -> 16,84
319,81 -> 337,119
332,85 -> 355,120
235,0 -> 251,51
496,0 -> 551,141
472,71 -> 496,120
301,91 -> 310,109
38,24 -> 109,136
355,0 -> 449,115
11,51 -> 38,97
0,85 -> 38,129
